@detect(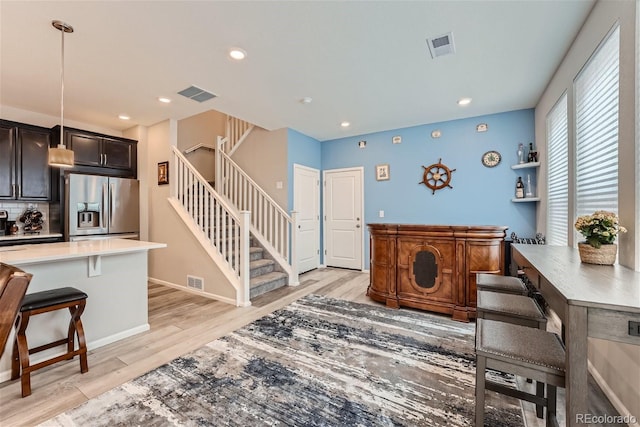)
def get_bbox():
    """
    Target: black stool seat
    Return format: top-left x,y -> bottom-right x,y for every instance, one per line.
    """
20,287 -> 88,312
